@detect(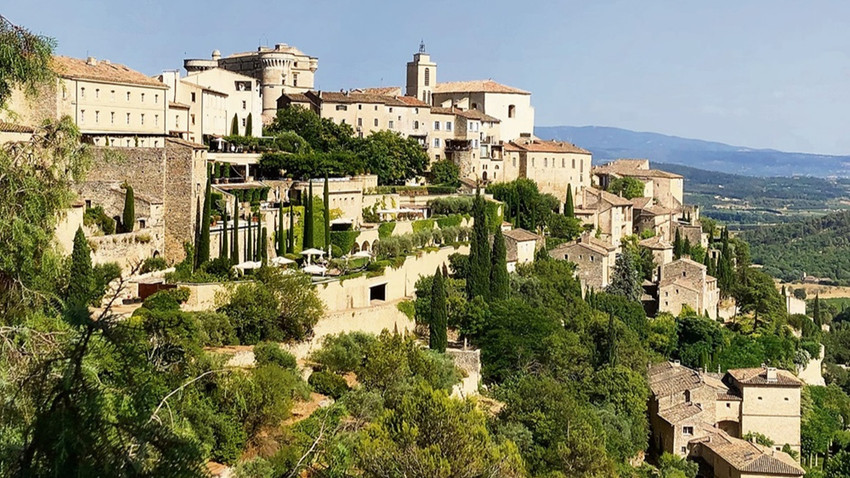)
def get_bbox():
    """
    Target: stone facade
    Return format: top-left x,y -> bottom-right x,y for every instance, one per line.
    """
548,234 -> 617,292
503,228 -> 541,272
575,187 -> 634,246
594,159 -> 684,210
658,258 -> 719,319
503,137 -> 591,203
